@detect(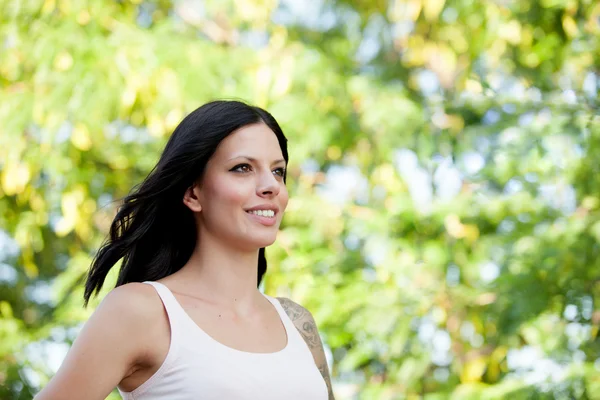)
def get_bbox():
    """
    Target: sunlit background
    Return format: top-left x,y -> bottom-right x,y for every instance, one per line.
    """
1,0 -> 600,399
